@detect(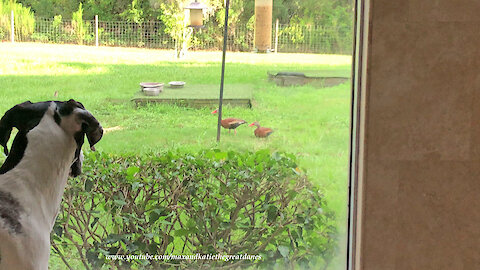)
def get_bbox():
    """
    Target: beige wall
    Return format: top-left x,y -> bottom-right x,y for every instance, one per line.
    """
354,0 -> 480,269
